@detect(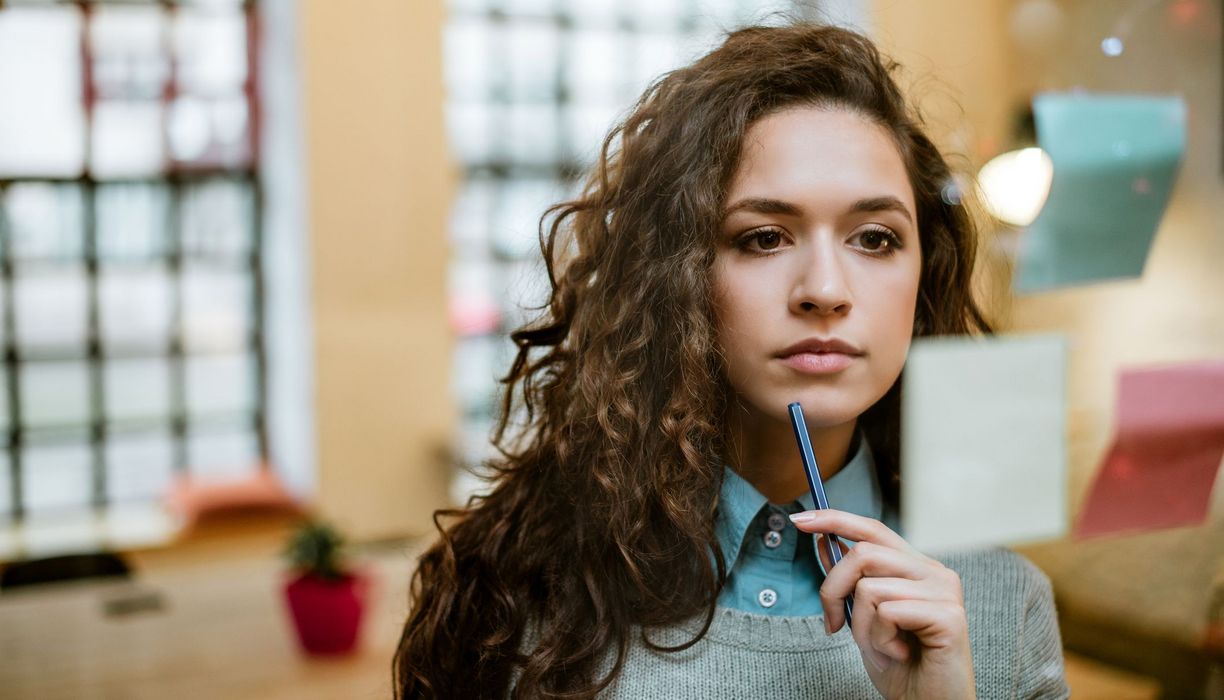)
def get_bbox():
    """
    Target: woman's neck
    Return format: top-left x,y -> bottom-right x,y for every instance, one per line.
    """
724,406 -> 857,504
